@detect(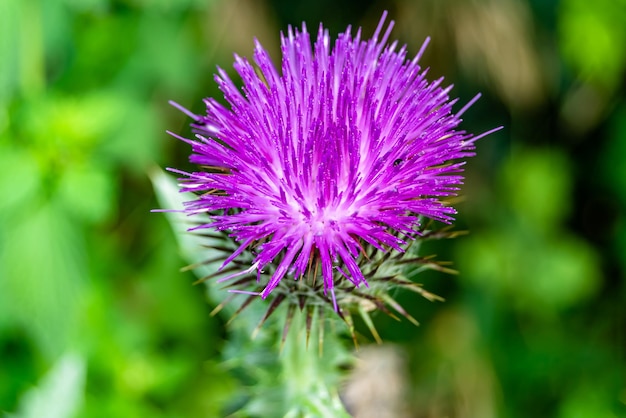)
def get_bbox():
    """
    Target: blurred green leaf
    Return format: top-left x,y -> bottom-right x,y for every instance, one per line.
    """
522,234 -> 600,310
57,162 -> 117,223
127,0 -> 212,12
149,169 -> 215,274
131,13 -> 201,95
99,97 -> 163,172
0,146 -> 42,214
11,353 -> 85,418
558,384 -> 619,418
559,0 -> 626,89
22,93 -> 126,154
62,0 -> 109,13
40,0 -> 74,77
0,0 -> 21,104
458,146 -> 601,313
501,147 -> 571,232
458,220 -> 601,313
150,168 -> 260,323
0,203 -> 86,358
